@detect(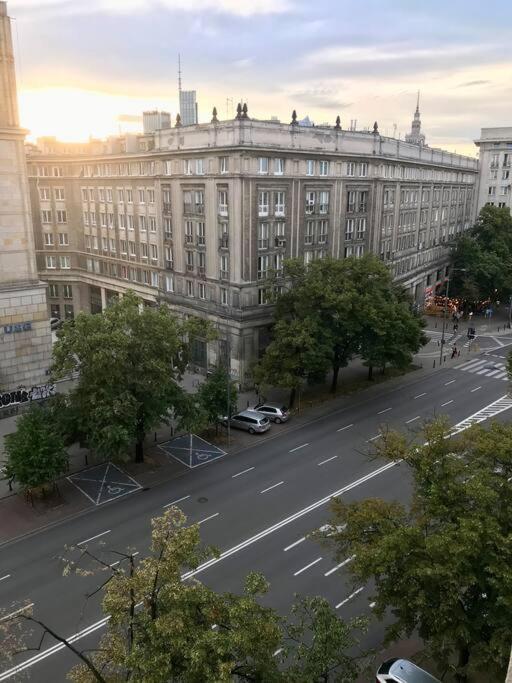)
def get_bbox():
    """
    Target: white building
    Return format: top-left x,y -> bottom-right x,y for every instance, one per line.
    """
474,127 -> 512,215
179,91 -> 198,126
143,111 -> 171,135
